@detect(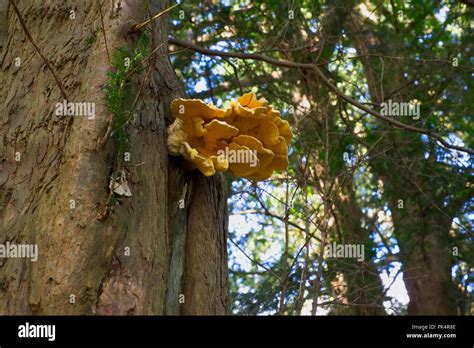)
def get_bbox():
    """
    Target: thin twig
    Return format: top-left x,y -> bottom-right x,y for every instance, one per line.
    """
229,238 -> 280,279
9,0 -> 69,101
98,0 -> 111,68
221,57 -> 243,94
129,3 -> 178,33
